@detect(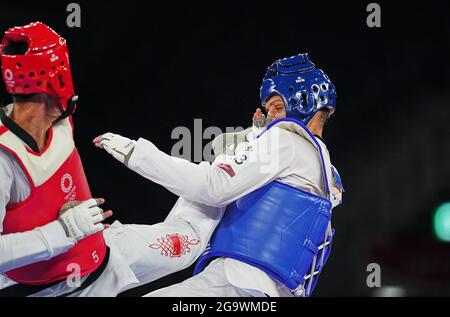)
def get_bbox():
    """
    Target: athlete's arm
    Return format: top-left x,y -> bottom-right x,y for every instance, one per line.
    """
95,128 -> 296,207
0,158 -> 73,272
